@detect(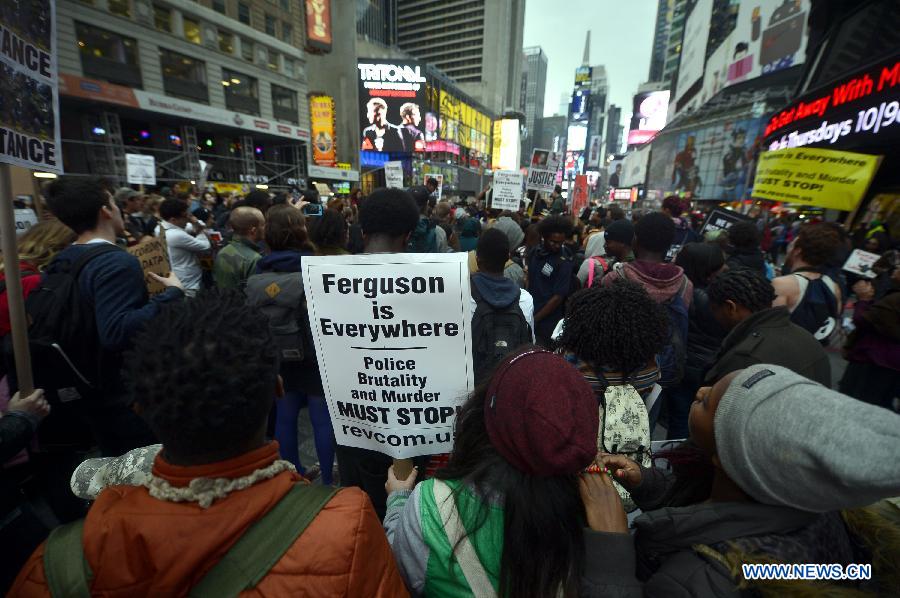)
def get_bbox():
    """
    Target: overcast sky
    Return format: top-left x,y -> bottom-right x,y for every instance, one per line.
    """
522,0 -> 659,124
